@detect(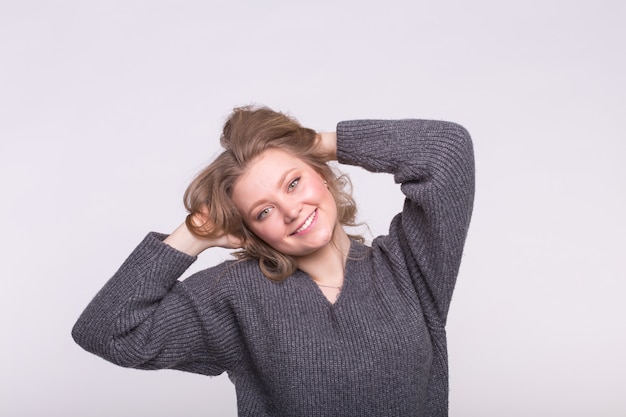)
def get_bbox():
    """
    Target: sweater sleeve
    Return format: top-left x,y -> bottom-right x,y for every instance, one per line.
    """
336,119 -> 475,325
71,232 -> 242,375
